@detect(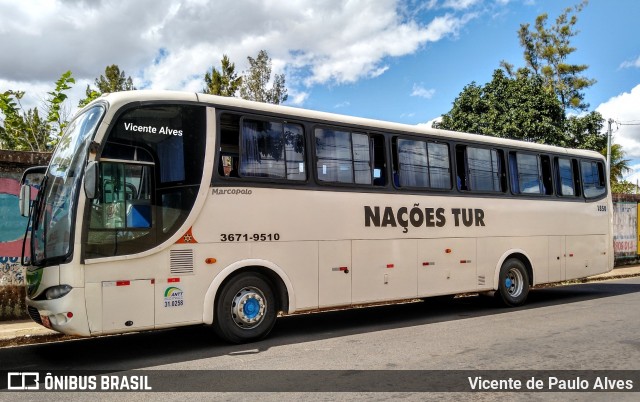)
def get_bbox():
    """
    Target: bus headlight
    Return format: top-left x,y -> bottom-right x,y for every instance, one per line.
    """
45,285 -> 73,300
